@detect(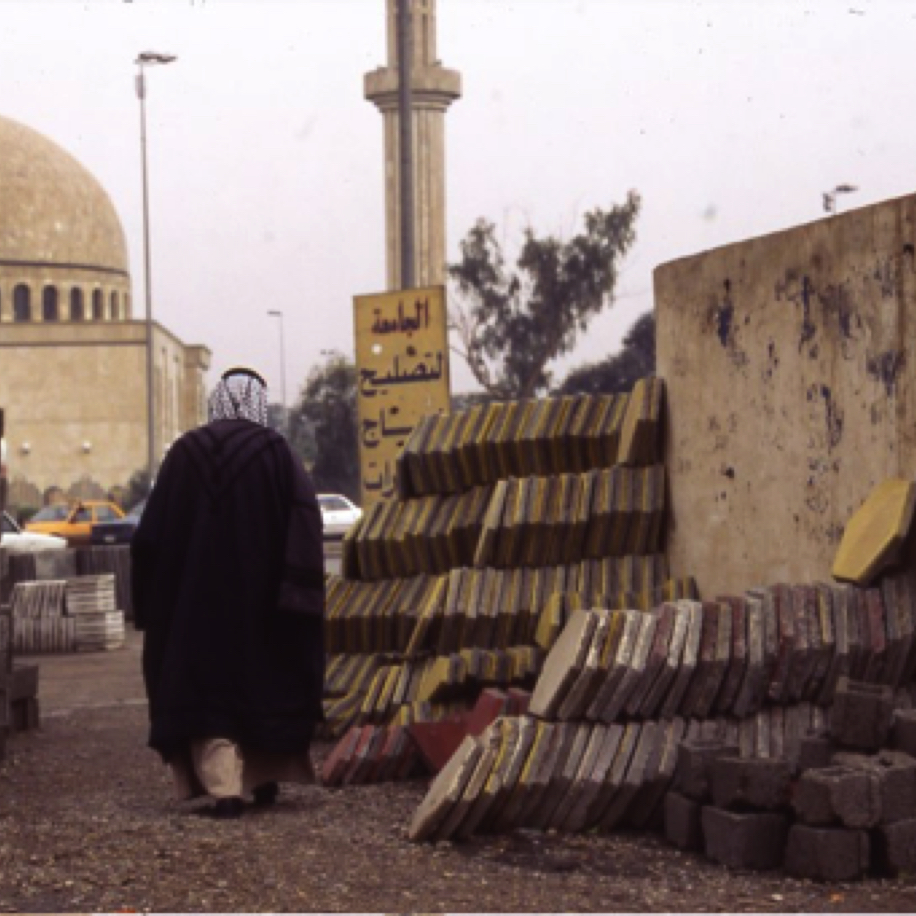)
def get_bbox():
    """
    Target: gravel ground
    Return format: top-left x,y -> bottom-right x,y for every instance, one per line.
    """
1,640 -> 914,912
